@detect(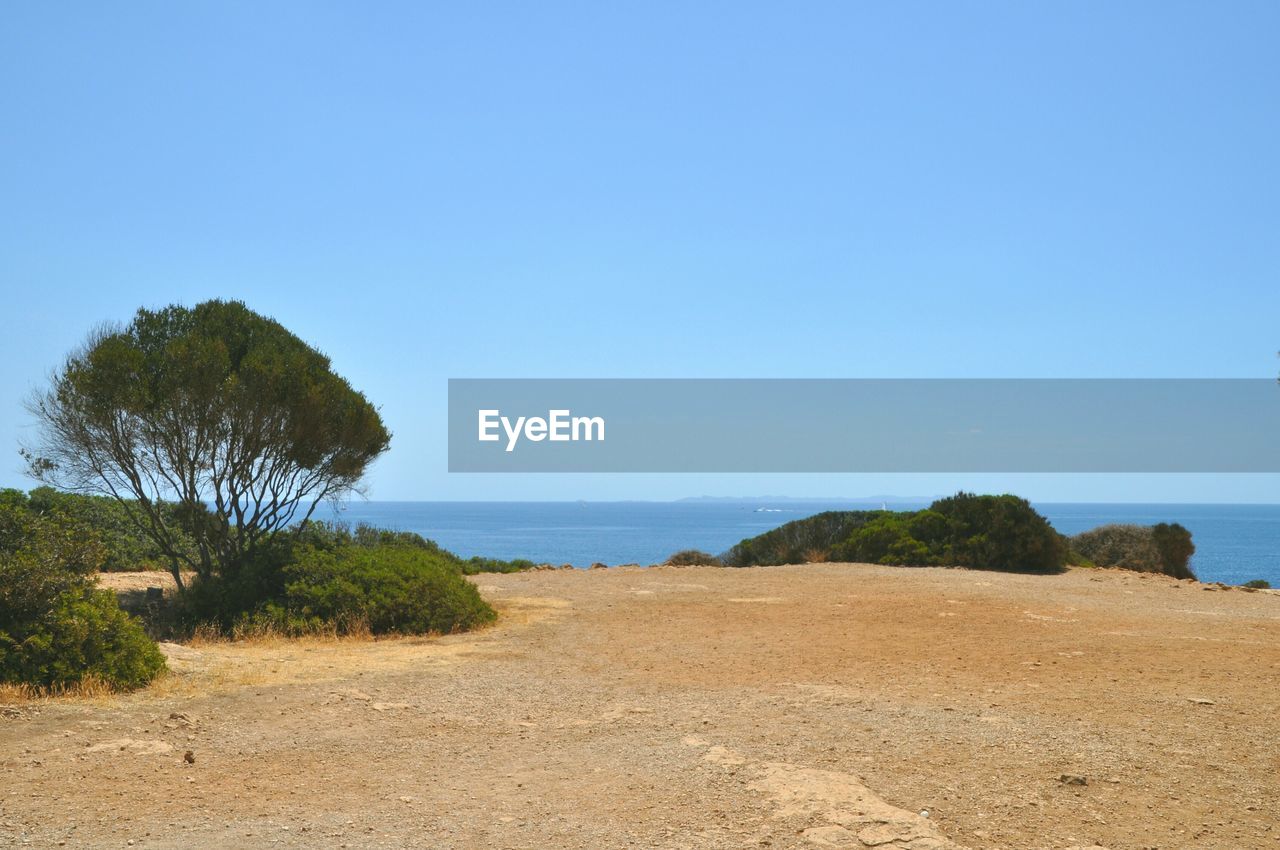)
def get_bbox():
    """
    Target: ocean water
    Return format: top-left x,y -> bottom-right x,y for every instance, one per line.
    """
322,500 -> 1280,587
